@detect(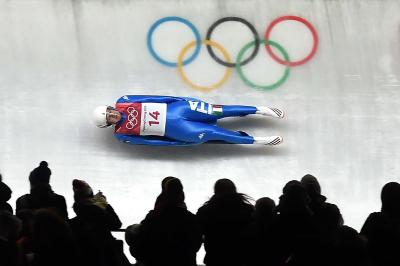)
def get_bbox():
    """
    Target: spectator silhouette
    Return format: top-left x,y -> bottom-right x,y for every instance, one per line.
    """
127,176 -> 177,266
275,180 -> 317,266
125,223 -> 143,264
16,161 -> 68,219
69,179 -> 128,266
139,178 -> 202,266
15,209 -> 35,266
154,176 -> 180,210
197,178 -> 254,266
301,174 -> 343,230
310,203 -> 366,266
361,182 -> 400,266
0,210 -> 22,266
0,173 -> 13,214
329,226 -> 368,266
30,209 -> 78,266
243,197 -> 280,266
